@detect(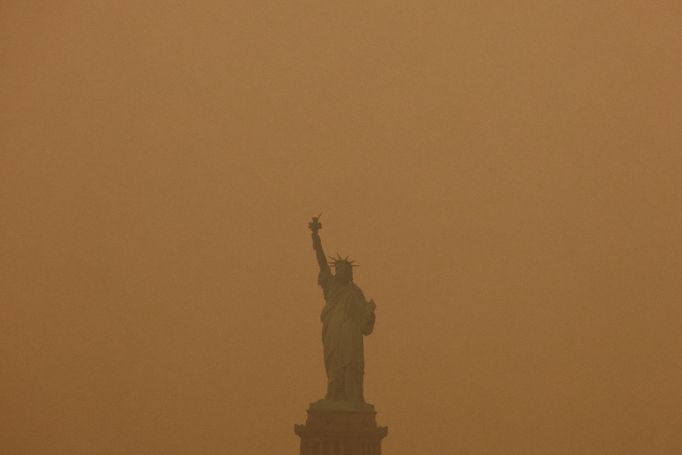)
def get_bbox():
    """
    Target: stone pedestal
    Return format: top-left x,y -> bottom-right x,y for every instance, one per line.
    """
294,408 -> 388,455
